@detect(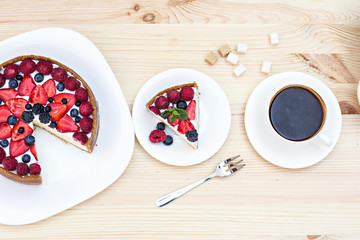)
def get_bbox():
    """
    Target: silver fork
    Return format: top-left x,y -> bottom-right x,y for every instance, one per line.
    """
155,155 -> 245,207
